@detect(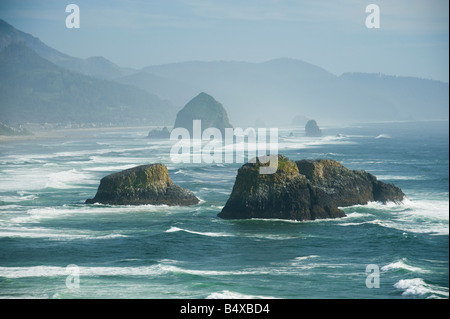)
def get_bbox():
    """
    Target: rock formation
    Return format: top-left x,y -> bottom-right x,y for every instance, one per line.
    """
147,127 -> 170,139
86,164 -> 199,206
218,155 -> 404,220
305,120 -> 322,137
174,92 -> 232,135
